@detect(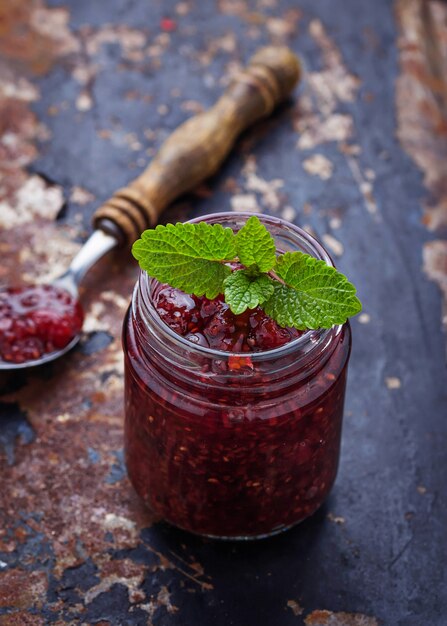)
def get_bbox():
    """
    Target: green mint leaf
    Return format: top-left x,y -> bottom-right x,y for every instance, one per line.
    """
224,270 -> 275,315
235,215 -> 276,272
264,251 -> 362,329
132,222 -> 237,299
